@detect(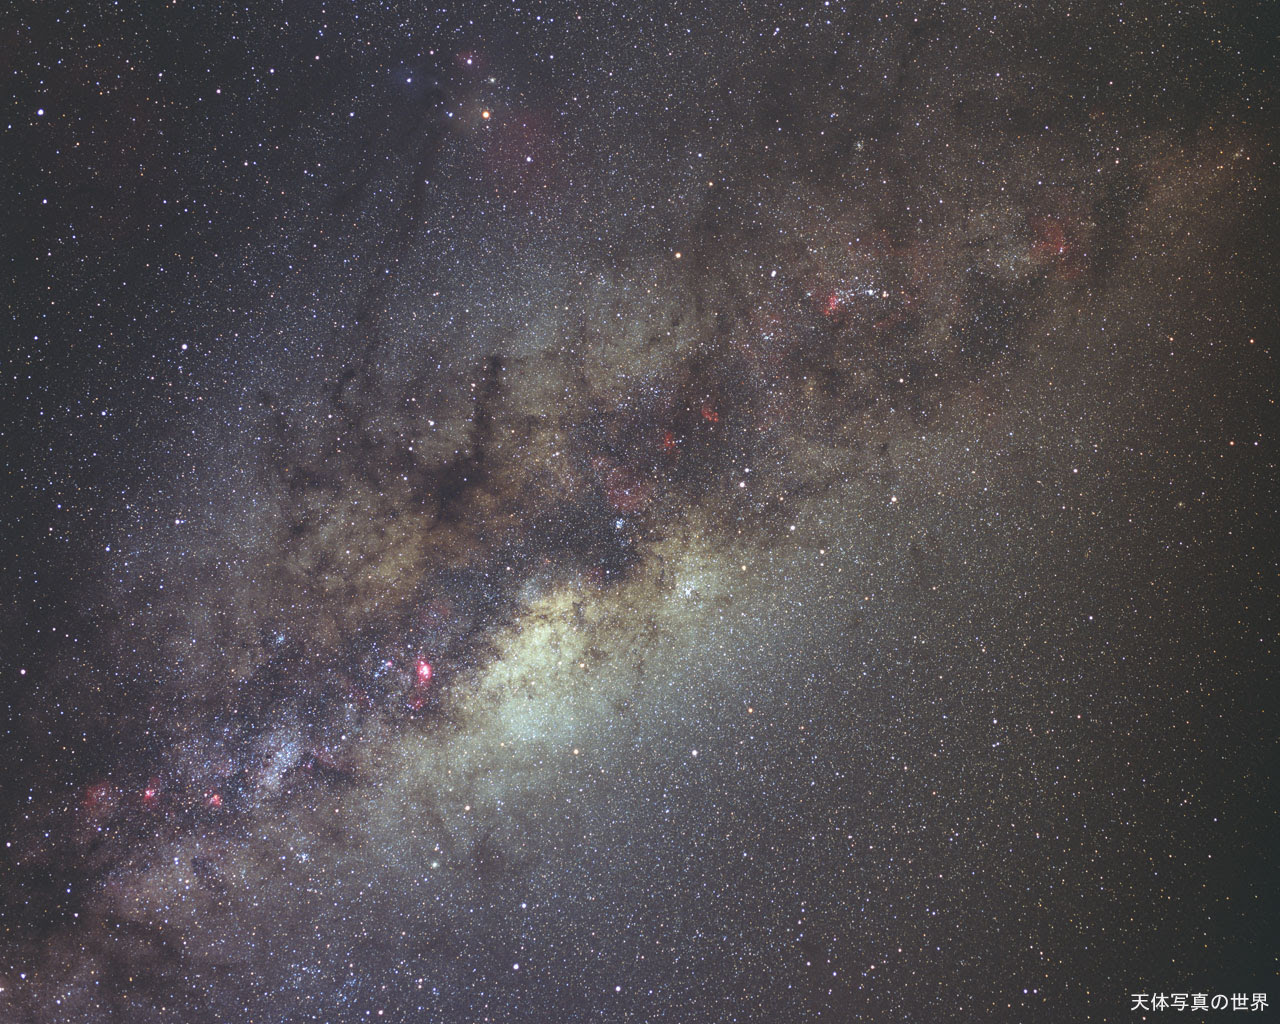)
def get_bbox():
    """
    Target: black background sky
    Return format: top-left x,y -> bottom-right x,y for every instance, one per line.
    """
2,1 -> 1276,1021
